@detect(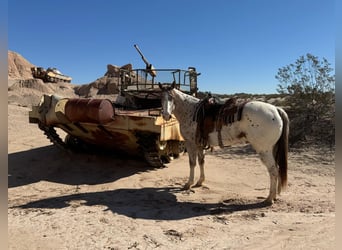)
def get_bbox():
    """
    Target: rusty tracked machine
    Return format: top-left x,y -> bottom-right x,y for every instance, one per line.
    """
29,45 -> 200,167
31,67 -> 72,83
